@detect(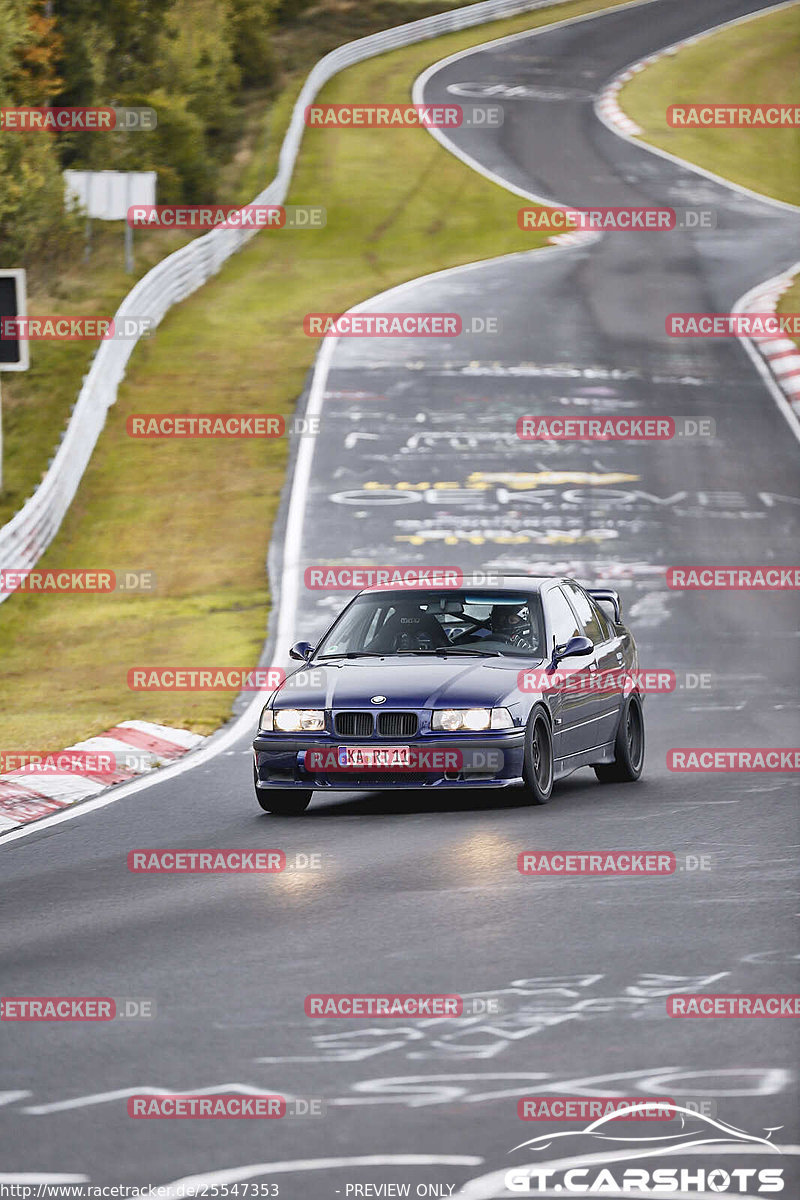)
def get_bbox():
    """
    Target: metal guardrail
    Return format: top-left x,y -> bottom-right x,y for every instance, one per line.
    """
0,0 -> 569,600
